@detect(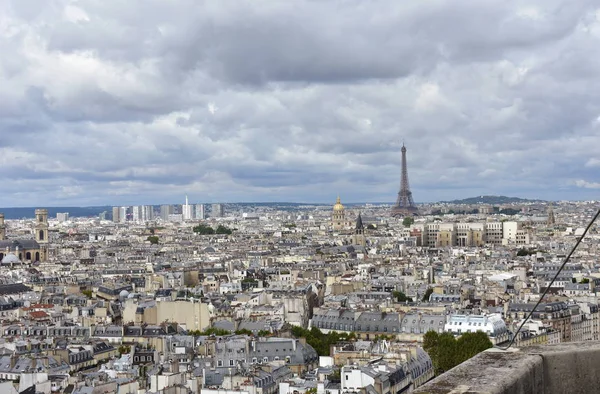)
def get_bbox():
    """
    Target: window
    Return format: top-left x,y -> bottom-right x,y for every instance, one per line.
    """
229,360 -> 235,366
217,360 -> 223,367
263,357 -> 268,363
